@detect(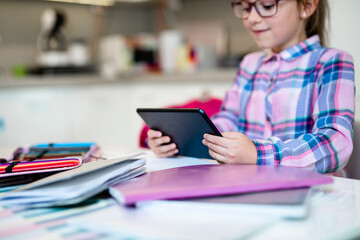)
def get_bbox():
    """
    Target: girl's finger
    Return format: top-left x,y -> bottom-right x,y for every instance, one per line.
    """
157,148 -> 179,158
157,143 -> 177,154
148,129 -> 162,139
149,136 -> 171,148
222,132 -> 244,138
202,139 -> 227,158
203,134 -> 229,149
208,147 -> 228,163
